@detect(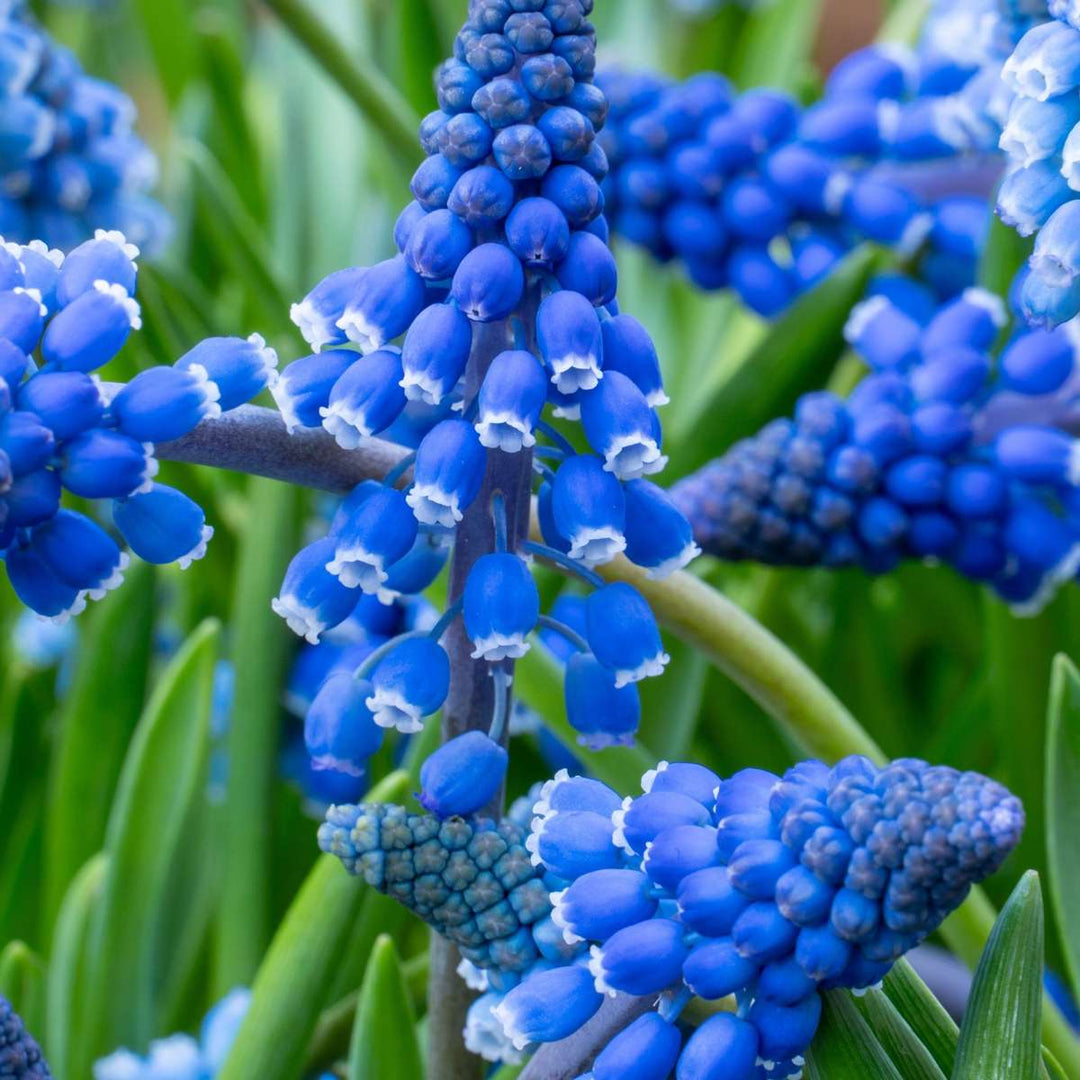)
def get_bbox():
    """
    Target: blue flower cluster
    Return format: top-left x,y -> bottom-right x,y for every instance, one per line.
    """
996,4 -> 1080,326
596,55 -> 993,317
320,754 -> 1022,1072
673,281 -> 1080,612
0,2 -> 168,253
273,0 -> 698,778
1,994 -> 50,1079
0,229 -> 278,620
